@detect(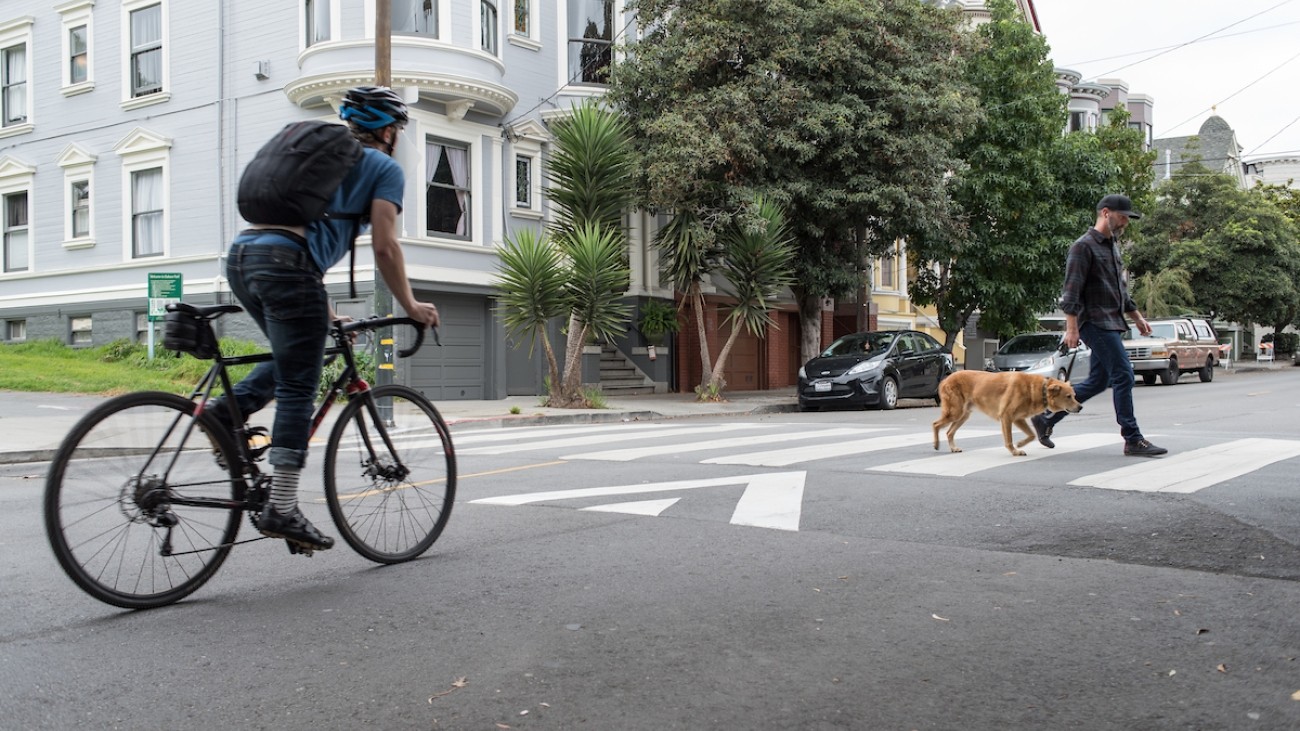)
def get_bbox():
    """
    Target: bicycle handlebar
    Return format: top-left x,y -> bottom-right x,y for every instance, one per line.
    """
338,316 -> 440,358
